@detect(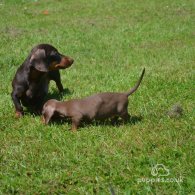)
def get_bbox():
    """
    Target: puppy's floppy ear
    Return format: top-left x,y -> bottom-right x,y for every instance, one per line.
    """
30,49 -> 48,72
